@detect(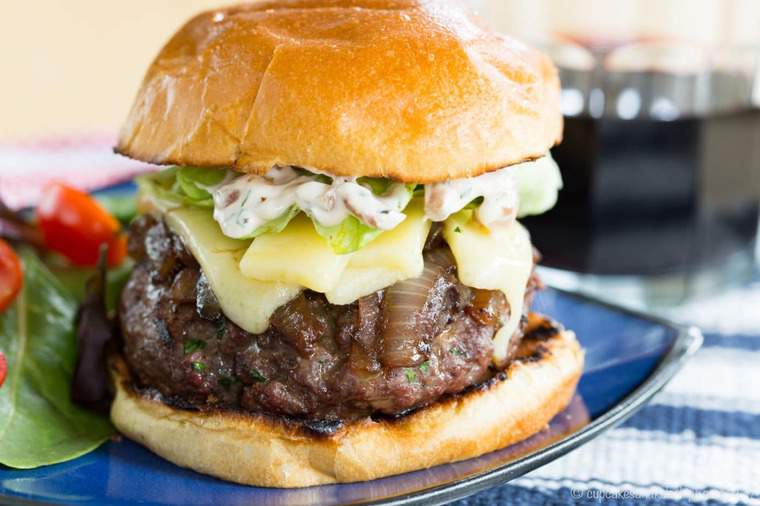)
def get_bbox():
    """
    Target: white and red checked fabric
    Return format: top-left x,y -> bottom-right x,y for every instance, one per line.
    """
0,135 -> 155,210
